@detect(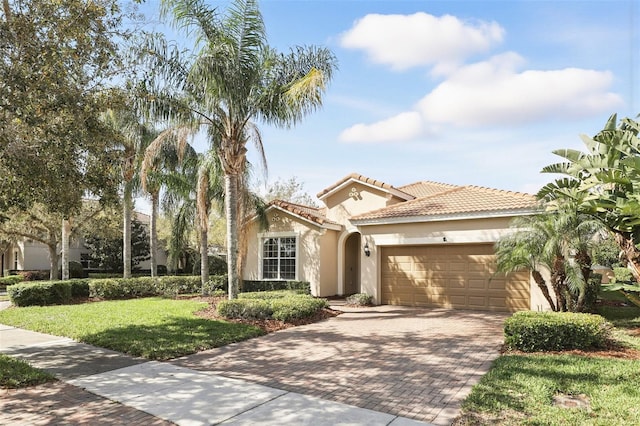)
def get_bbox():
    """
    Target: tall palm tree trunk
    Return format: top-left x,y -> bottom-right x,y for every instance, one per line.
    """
200,227 -> 208,288
225,173 -> 239,299
150,192 -> 159,277
123,185 -> 132,278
